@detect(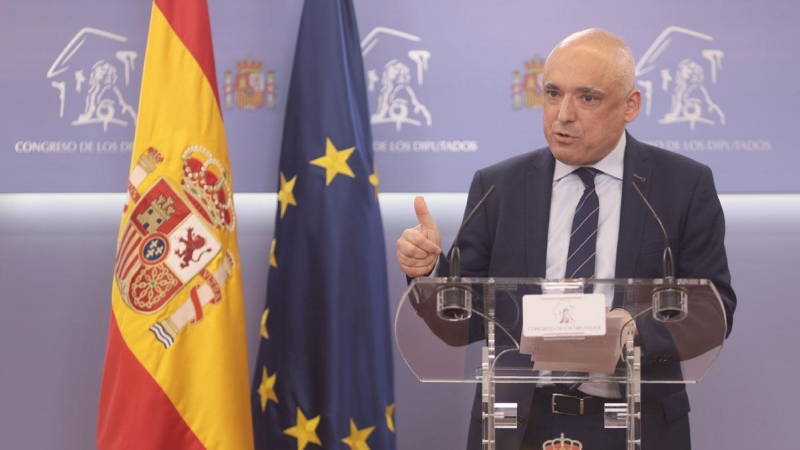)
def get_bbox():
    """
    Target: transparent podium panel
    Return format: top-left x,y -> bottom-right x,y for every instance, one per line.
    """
395,277 -> 727,385
396,277 -> 727,449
